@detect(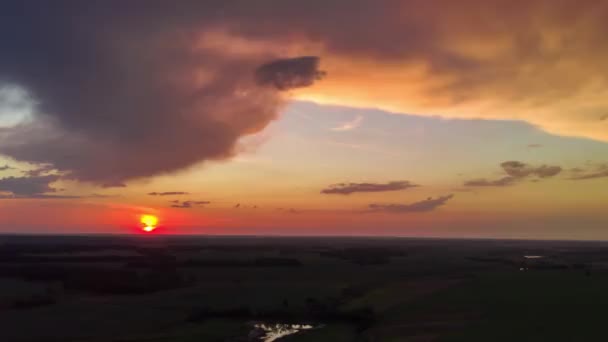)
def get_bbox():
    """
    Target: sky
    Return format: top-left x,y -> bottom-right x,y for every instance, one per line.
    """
0,1 -> 607,239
